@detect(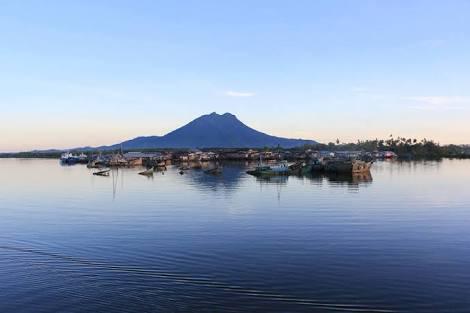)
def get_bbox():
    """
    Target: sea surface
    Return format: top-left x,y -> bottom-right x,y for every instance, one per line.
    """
1,158 -> 469,313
